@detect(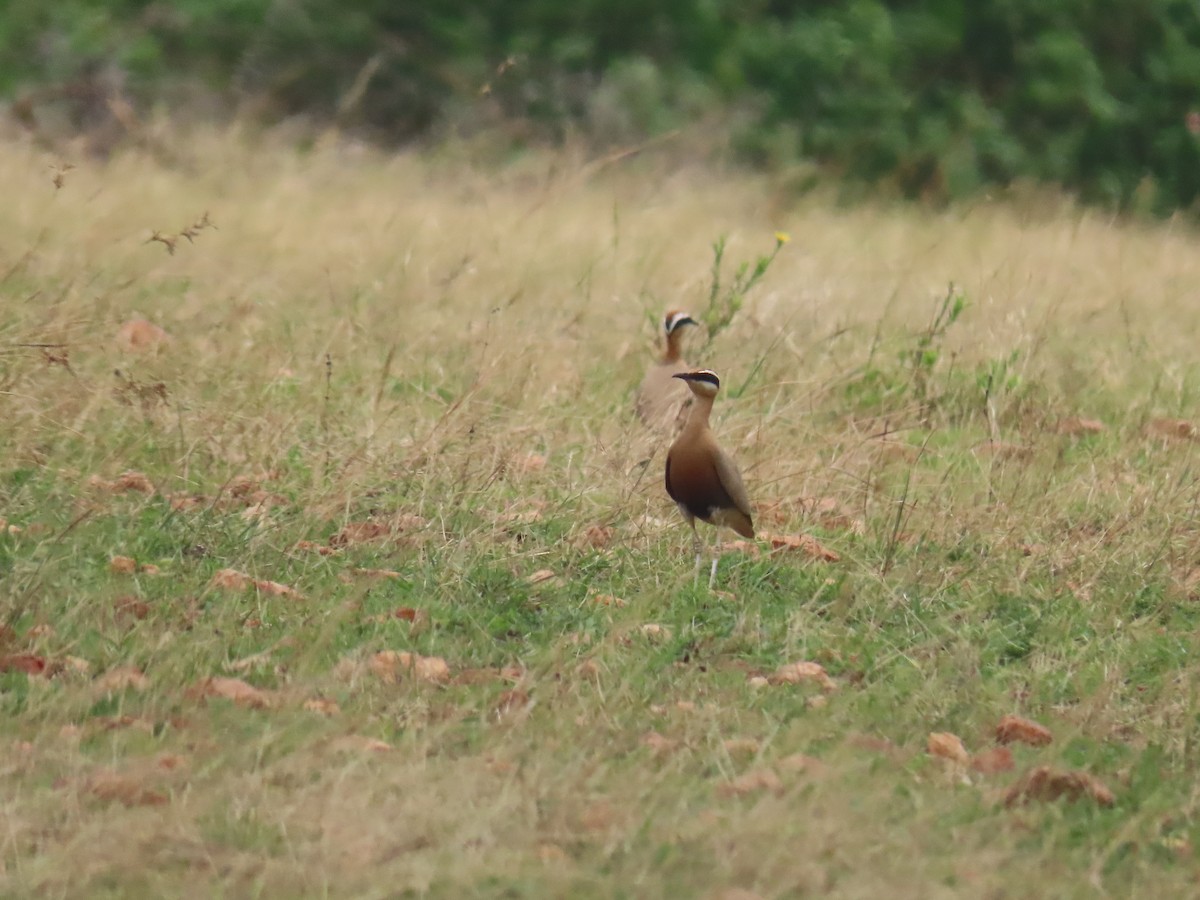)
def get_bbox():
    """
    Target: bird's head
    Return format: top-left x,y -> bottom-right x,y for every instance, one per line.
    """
663,310 -> 698,335
673,369 -> 721,398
